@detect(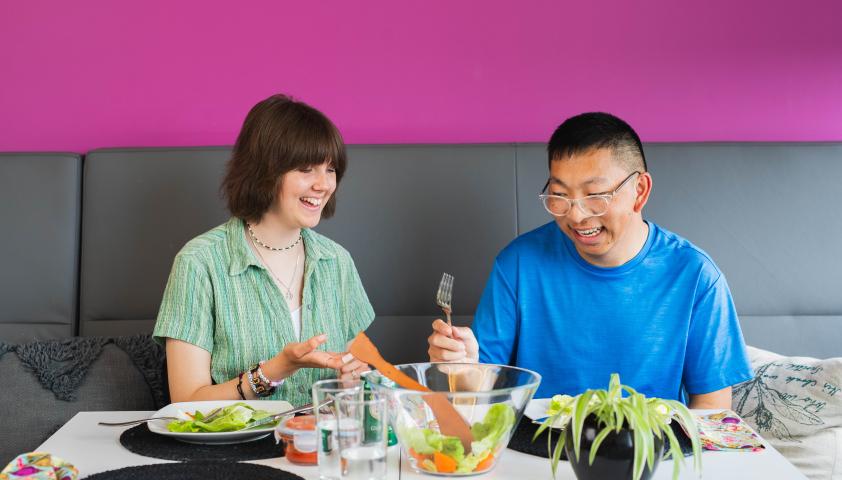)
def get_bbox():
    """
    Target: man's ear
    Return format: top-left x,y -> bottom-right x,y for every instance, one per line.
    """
633,172 -> 653,213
